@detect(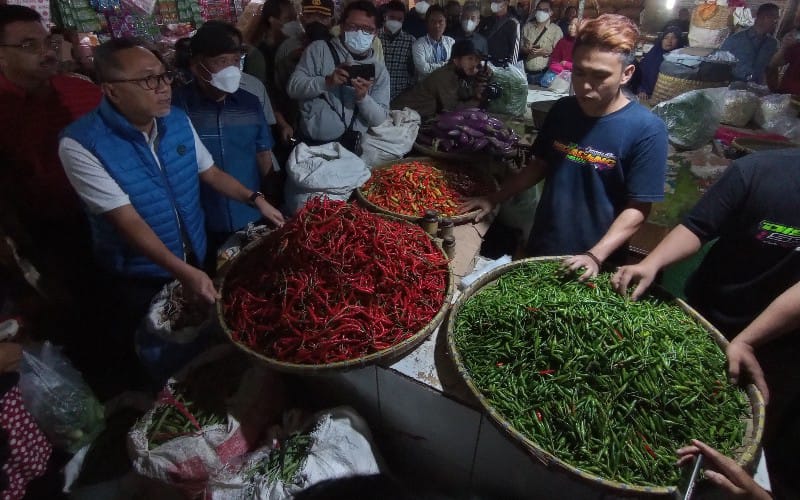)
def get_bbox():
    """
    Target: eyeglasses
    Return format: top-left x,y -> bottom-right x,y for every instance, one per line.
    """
106,71 -> 176,90
343,23 -> 376,34
0,37 -> 61,54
